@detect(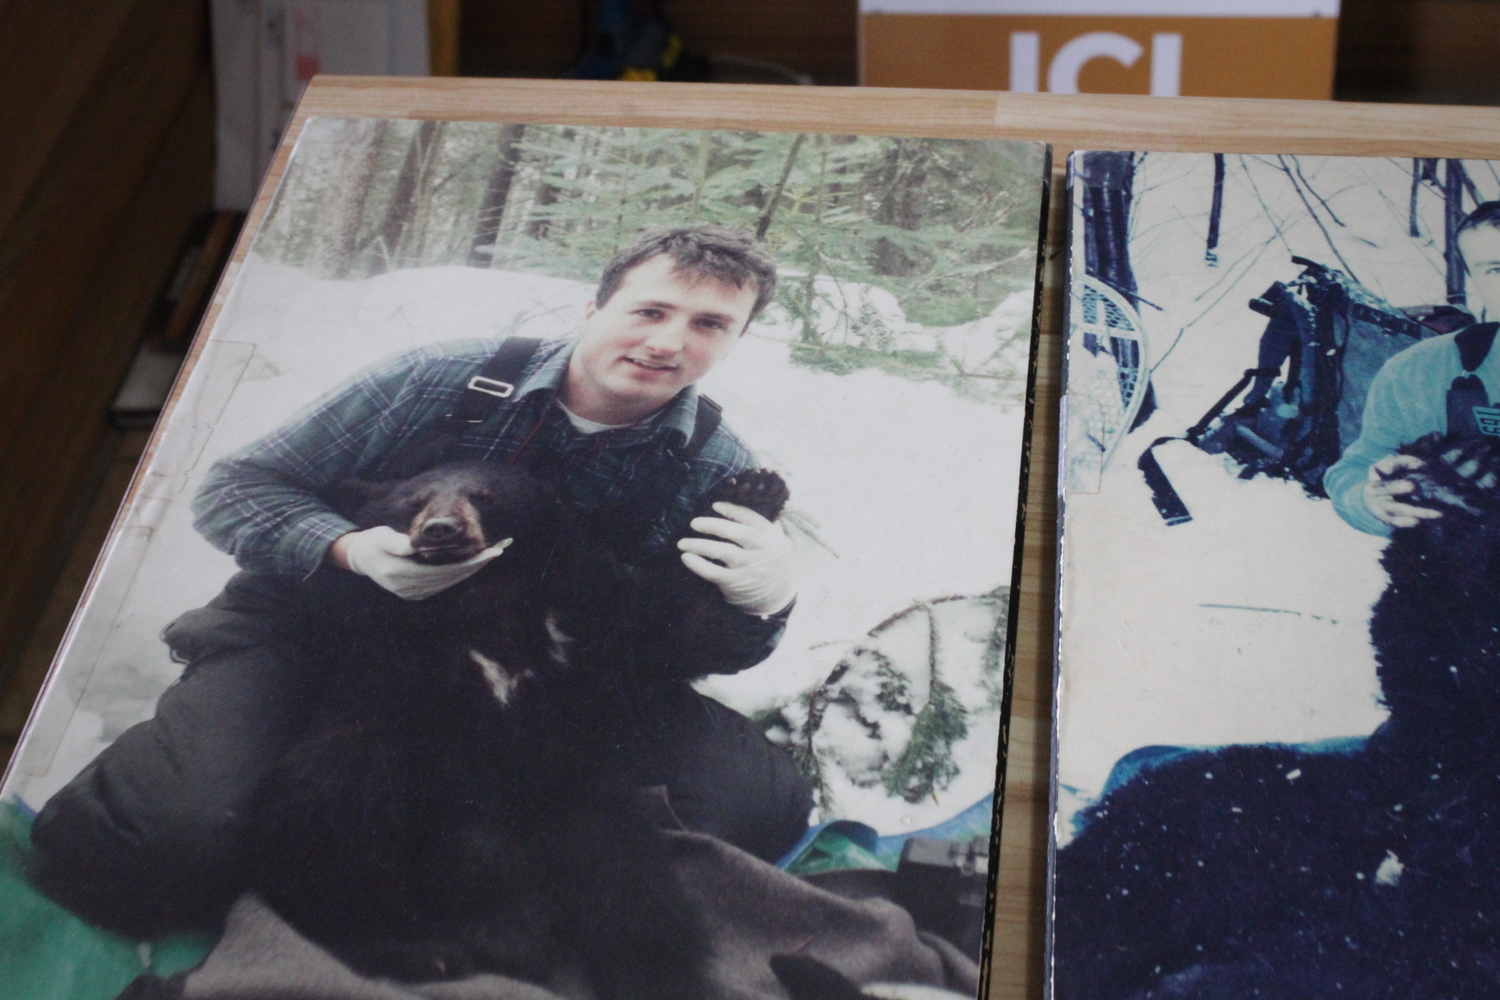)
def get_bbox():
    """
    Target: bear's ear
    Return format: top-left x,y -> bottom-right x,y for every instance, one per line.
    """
323,477 -> 392,521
